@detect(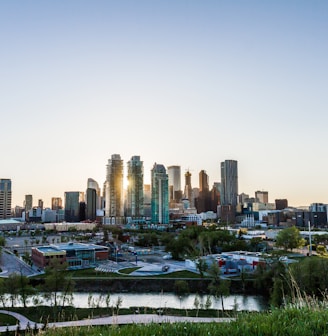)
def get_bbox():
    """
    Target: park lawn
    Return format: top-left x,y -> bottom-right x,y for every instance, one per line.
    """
0,313 -> 18,326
